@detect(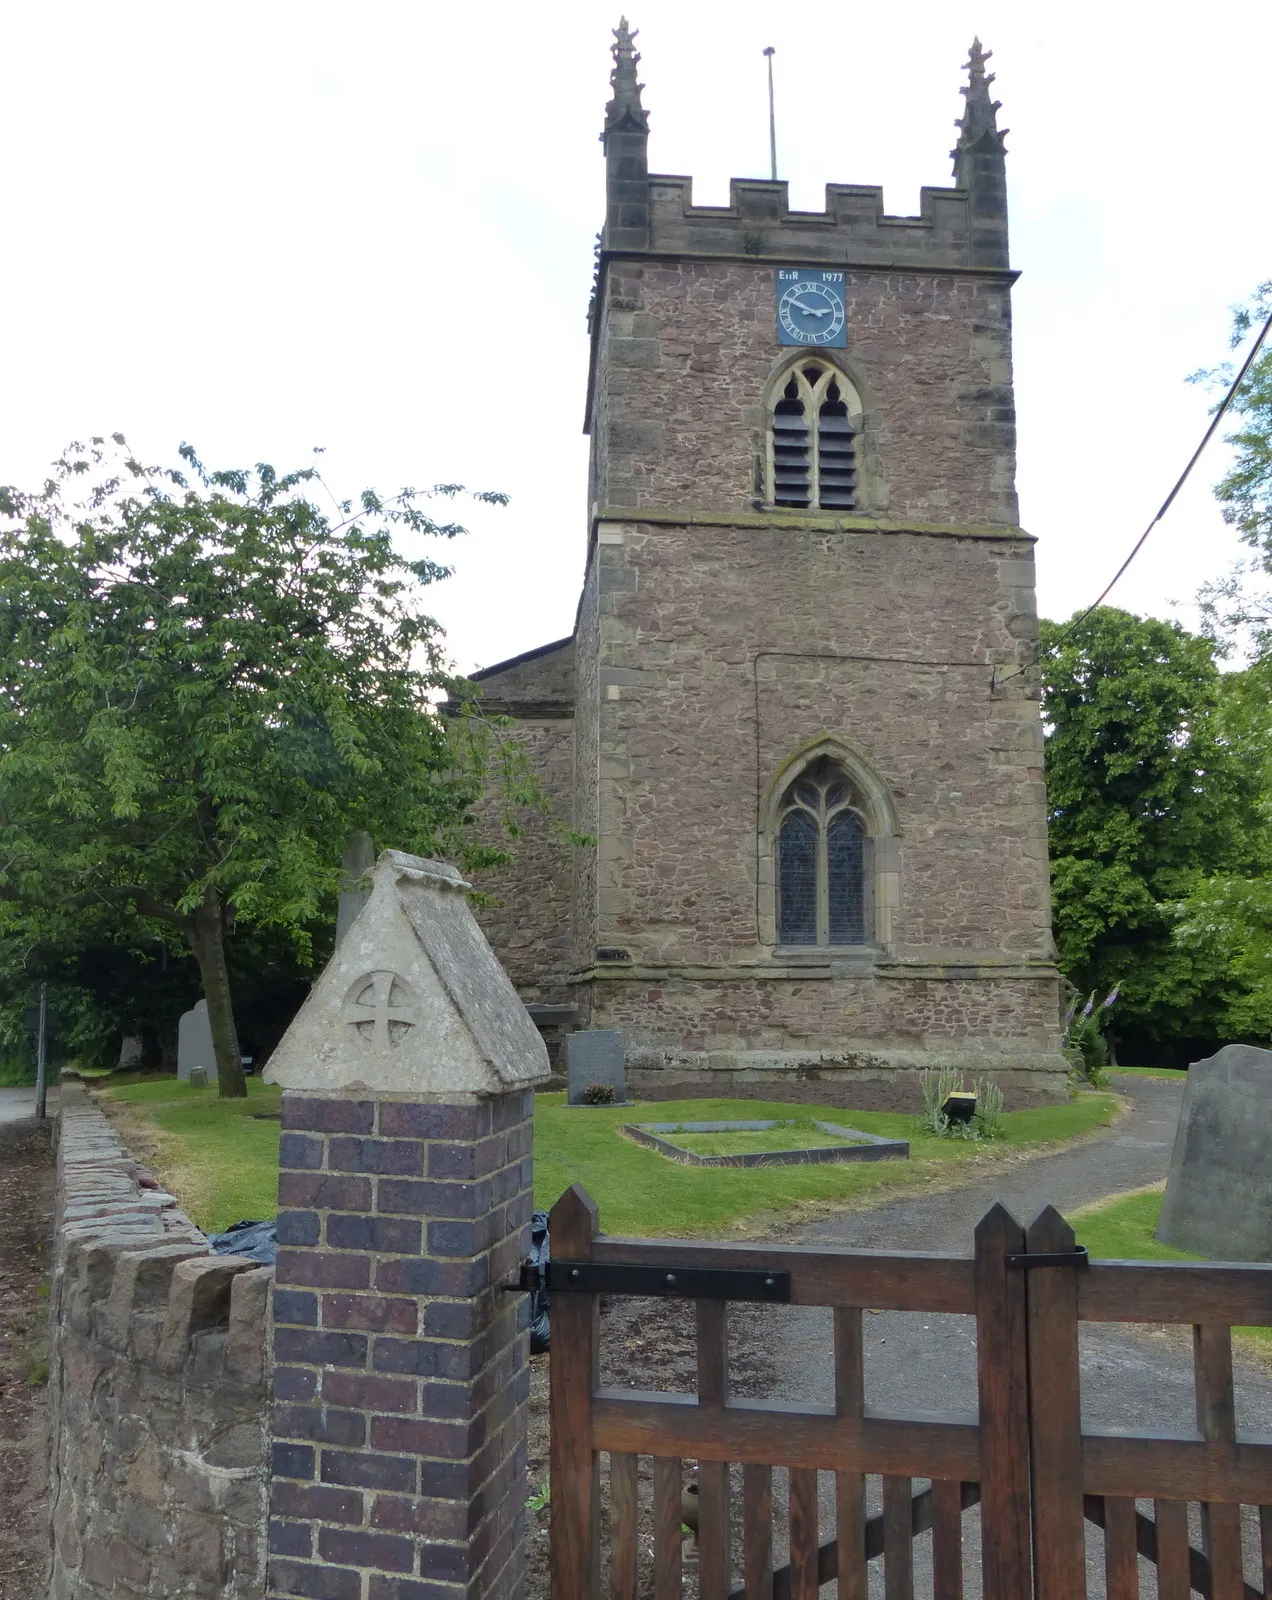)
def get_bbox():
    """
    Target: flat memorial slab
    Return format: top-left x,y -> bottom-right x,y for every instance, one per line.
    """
626,1117 -> 909,1168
